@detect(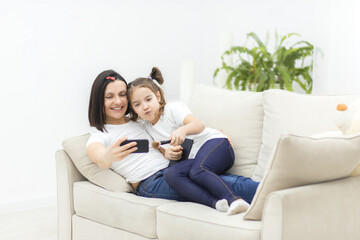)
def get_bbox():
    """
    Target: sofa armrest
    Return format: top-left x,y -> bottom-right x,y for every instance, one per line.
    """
261,176 -> 360,240
56,149 -> 86,240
